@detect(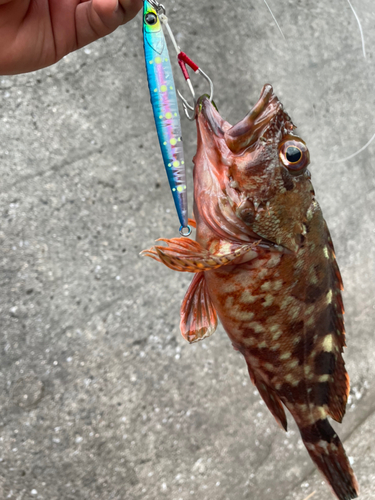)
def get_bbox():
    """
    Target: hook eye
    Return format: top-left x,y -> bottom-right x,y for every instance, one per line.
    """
148,0 -> 166,15
179,225 -> 192,237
